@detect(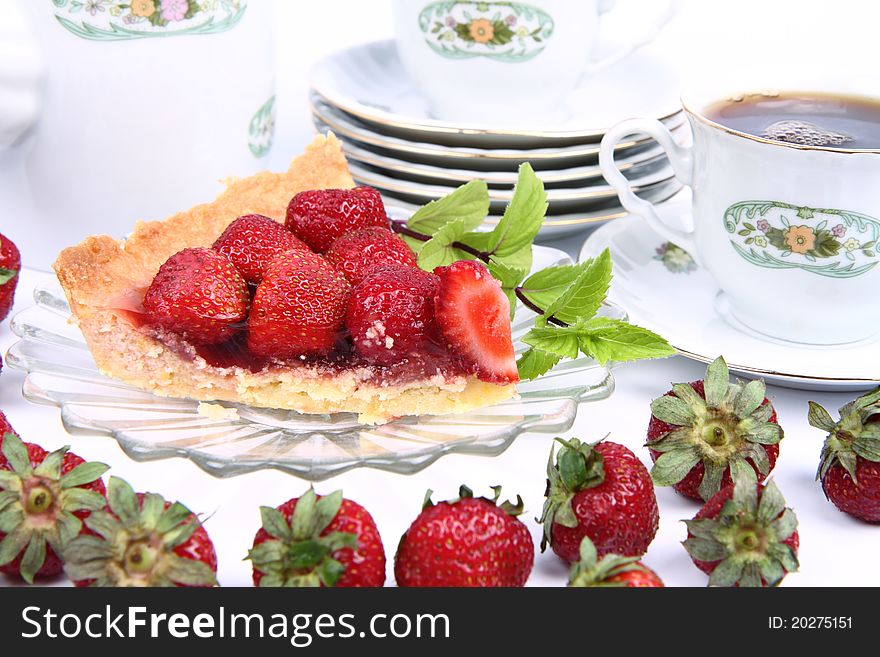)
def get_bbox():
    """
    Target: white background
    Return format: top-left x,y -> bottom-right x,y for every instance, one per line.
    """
2,0 -> 880,587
